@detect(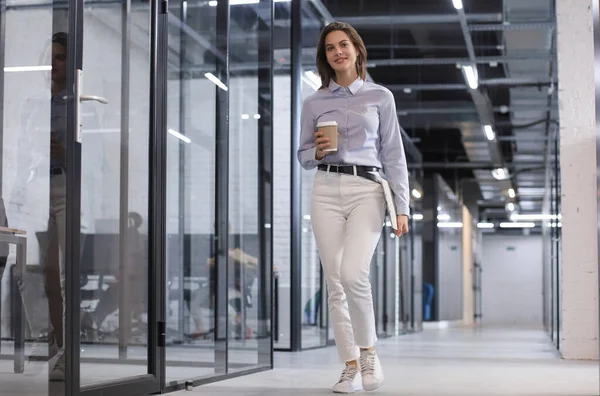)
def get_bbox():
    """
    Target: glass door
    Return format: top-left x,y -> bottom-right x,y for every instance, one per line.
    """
0,3 -> 74,396
70,0 -> 161,394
